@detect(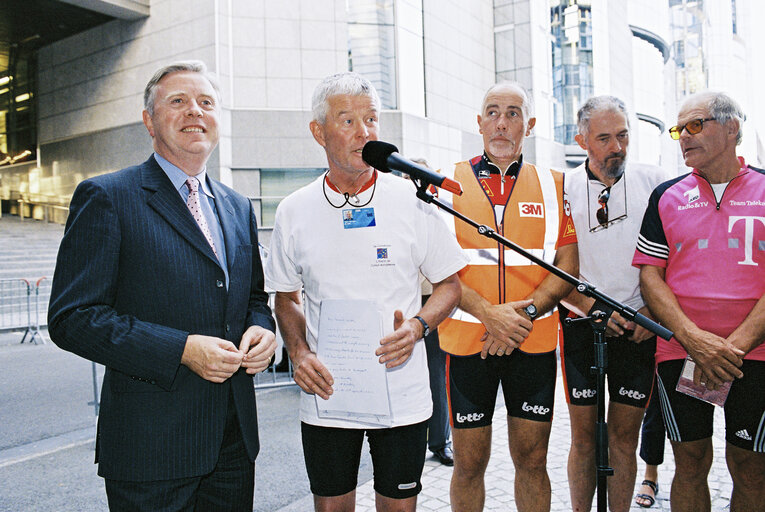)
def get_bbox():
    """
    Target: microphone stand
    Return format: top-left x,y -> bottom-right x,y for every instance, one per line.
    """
412,179 -> 672,512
